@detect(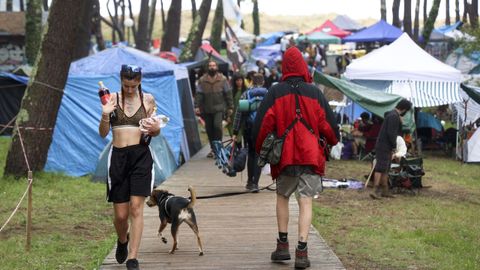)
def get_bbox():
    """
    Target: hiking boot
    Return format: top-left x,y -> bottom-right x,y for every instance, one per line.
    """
369,188 -> 382,200
126,258 -> 140,270
245,183 -> 259,193
271,239 -> 291,261
294,247 -> 311,269
115,234 -> 129,264
207,151 -> 214,158
381,190 -> 396,198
